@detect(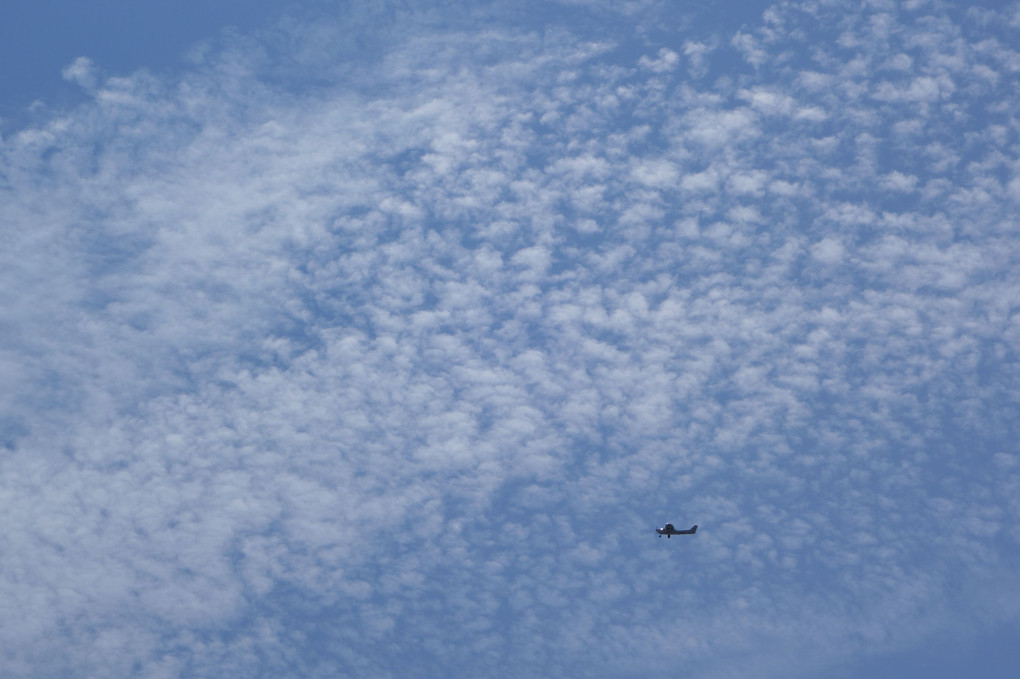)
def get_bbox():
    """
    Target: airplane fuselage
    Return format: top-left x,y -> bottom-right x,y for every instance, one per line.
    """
657,524 -> 698,538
